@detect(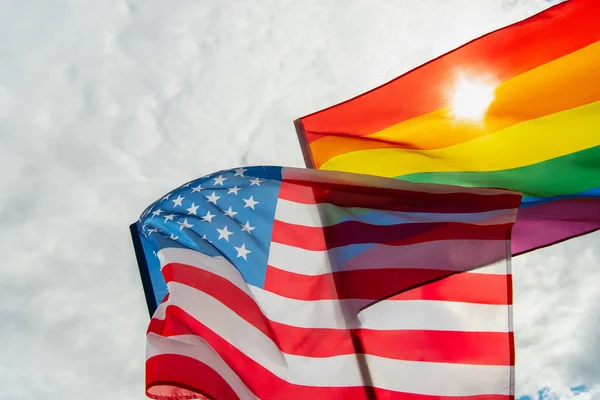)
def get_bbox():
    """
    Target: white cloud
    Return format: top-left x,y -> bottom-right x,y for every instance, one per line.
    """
513,236 -> 600,398
1,0 -> 596,399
